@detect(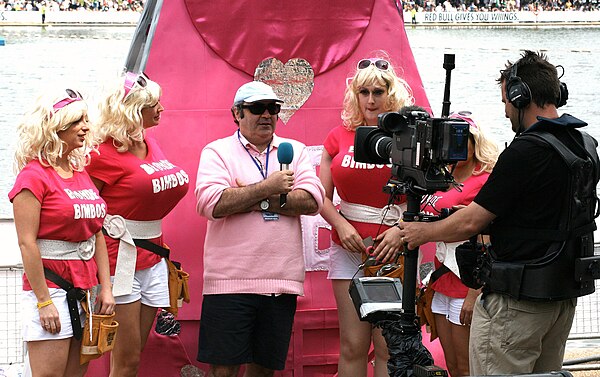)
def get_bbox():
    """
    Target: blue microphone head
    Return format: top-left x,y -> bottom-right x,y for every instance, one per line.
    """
277,142 -> 294,164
